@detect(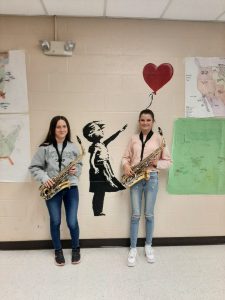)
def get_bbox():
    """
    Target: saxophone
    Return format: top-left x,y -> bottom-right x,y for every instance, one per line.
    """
39,136 -> 85,201
121,130 -> 165,188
